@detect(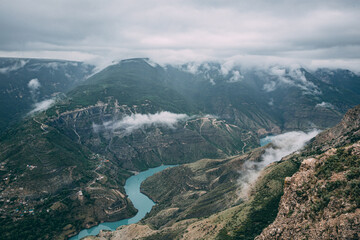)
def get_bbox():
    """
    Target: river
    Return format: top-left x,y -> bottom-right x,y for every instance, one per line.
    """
70,137 -> 275,239
69,165 -> 174,240
259,135 -> 274,146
